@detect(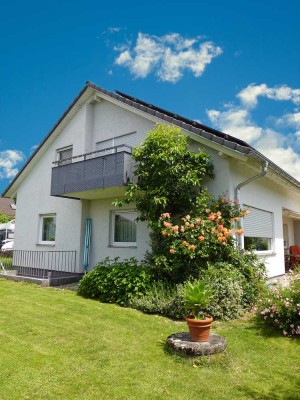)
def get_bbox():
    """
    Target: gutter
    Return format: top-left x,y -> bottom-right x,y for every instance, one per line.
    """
234,161 -> 269,249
